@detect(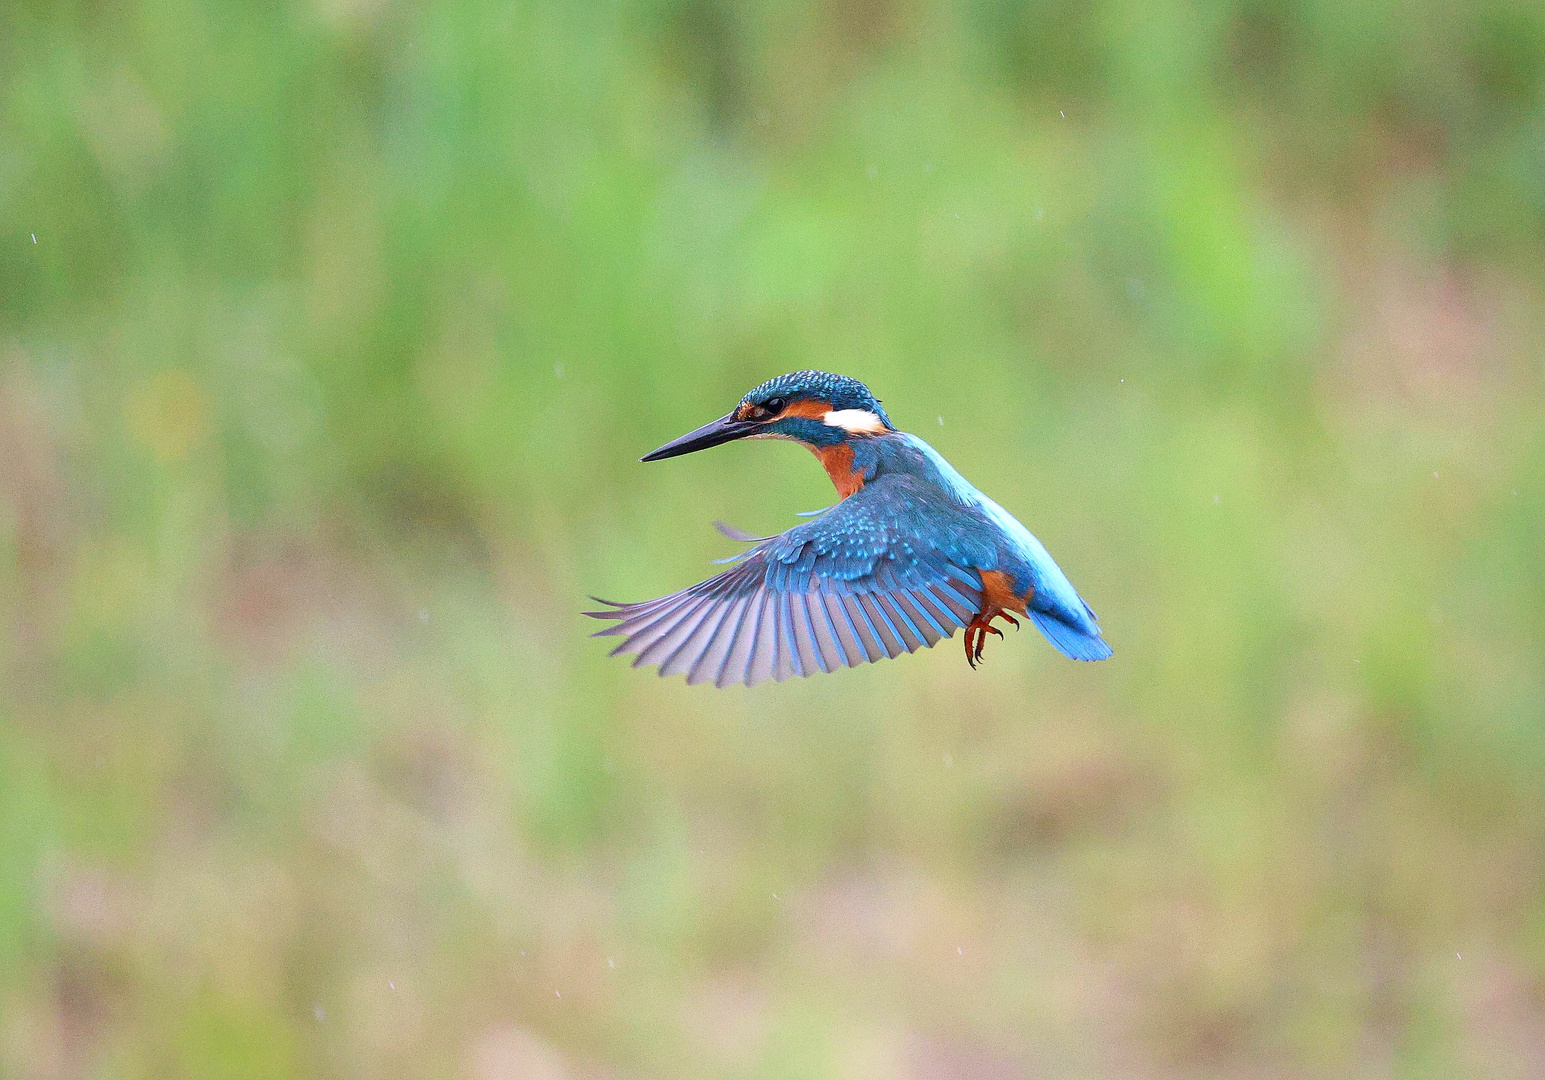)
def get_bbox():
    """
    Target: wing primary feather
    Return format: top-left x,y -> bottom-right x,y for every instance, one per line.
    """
875,594 -> 925,652
593,557 -> 762,632
715,588 -> 764,688
933,573 -> 983,613
833,593 -> 871,666
603,581 -> 719,637
776,593 -> 802,680
766,588 -> 787,682
777,592 -> 800,677
665,586 -> 741,681
717,588 -> 761,687
860,594 -> 904,654
928,583 -> 976,626
840,594 -> 884,662
818,592 -> 858,668
582,597 -> 627,620
855,593 -> 902,658
718,588 -> 763,687
614,565 -> 747,651
628,593 -> 719,666
594,590 -> 697,630
745,589 -> 780,686
606,592 -> 699,655
793,590 -> 831,674
716,585 -> 768,687
608,556 -> 753,642
642,599 -> 707,676
805,592 -> 845,671
893,590 -> 947,644
657,572 -> 756,674
691,594 -> 751,685
912,588 -> 963,635
685,593 -> 747,685
830,593 -> 869,664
